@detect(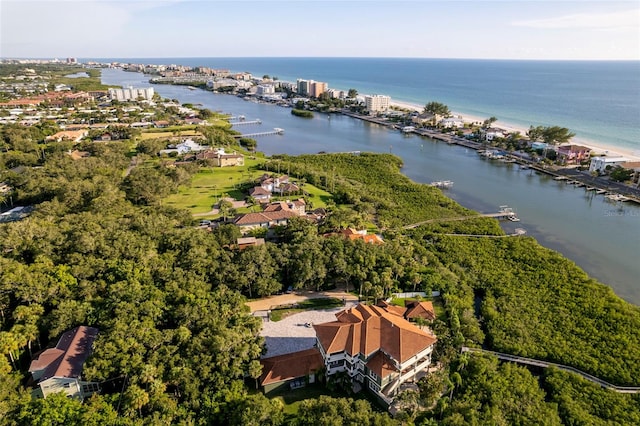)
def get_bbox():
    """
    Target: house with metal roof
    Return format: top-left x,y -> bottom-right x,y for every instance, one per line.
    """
29,326 -> 100,400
